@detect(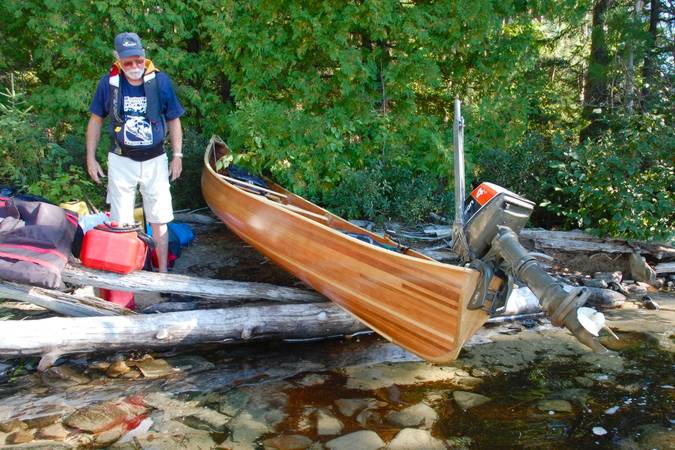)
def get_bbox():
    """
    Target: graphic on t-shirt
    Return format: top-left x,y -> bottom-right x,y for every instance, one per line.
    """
122,96 -> 153,146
